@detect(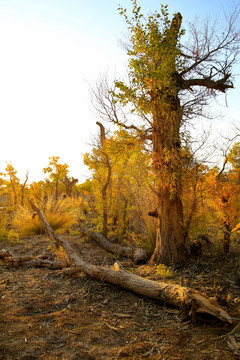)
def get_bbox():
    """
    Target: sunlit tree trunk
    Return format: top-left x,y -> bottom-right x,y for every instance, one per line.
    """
63,176 -> 78,197
149,96 -> 186,264
102,187 -> 108,238
21,172 -> 29,206
92,4 -> 239,264
55,181 -> 59,202
150,192 -> 186,264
